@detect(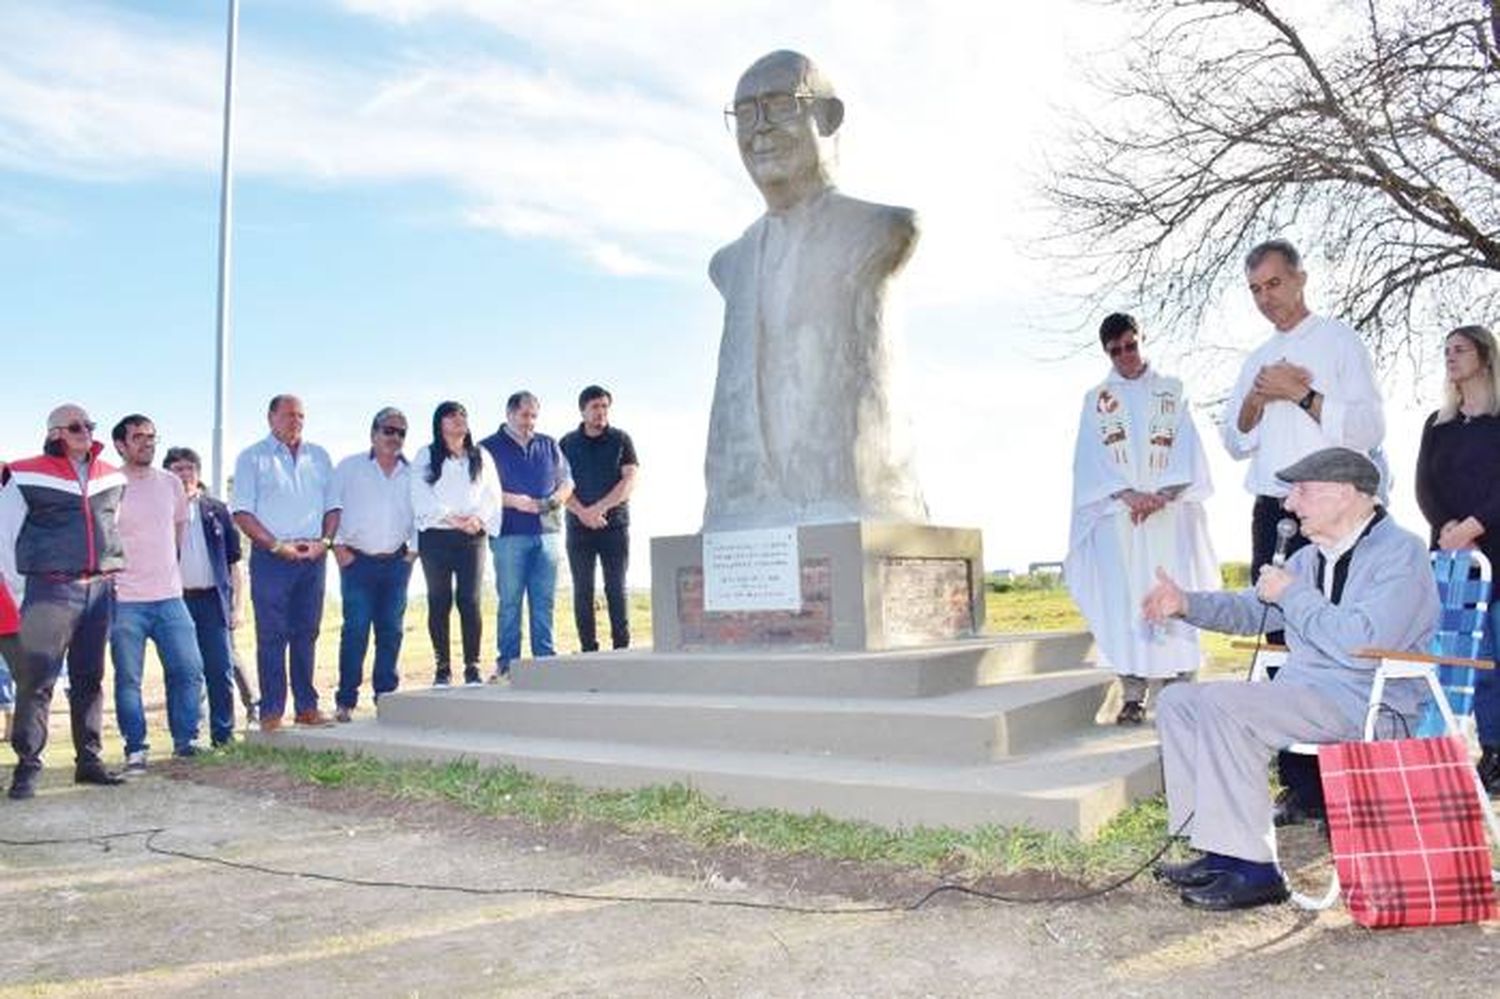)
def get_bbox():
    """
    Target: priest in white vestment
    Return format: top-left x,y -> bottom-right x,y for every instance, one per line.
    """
1064,313 -> 1219,724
